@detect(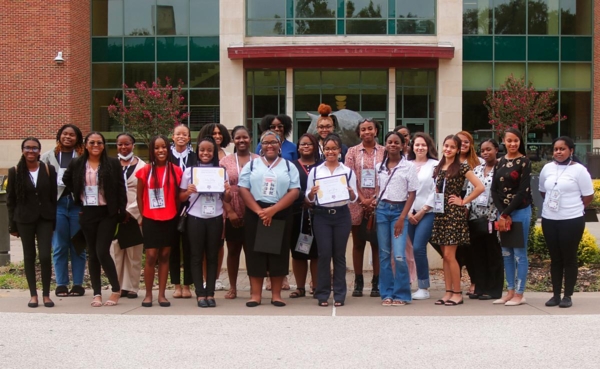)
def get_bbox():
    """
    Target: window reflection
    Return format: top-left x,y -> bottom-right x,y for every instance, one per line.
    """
560,91 -> 591,141
463,0 -> 492,34
92,0 -> 124,36
494,0 -> 526,34
560,0 -> 592,35
156,0 -> 189,35
124,0 -> 154,35
528,0 -> 559,35
190,0 -> 219,36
